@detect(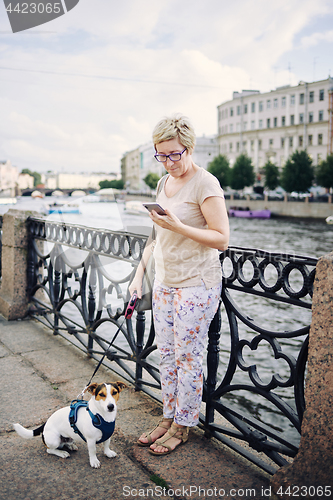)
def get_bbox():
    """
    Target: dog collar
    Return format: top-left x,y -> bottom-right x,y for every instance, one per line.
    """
69,400 -> 115,444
